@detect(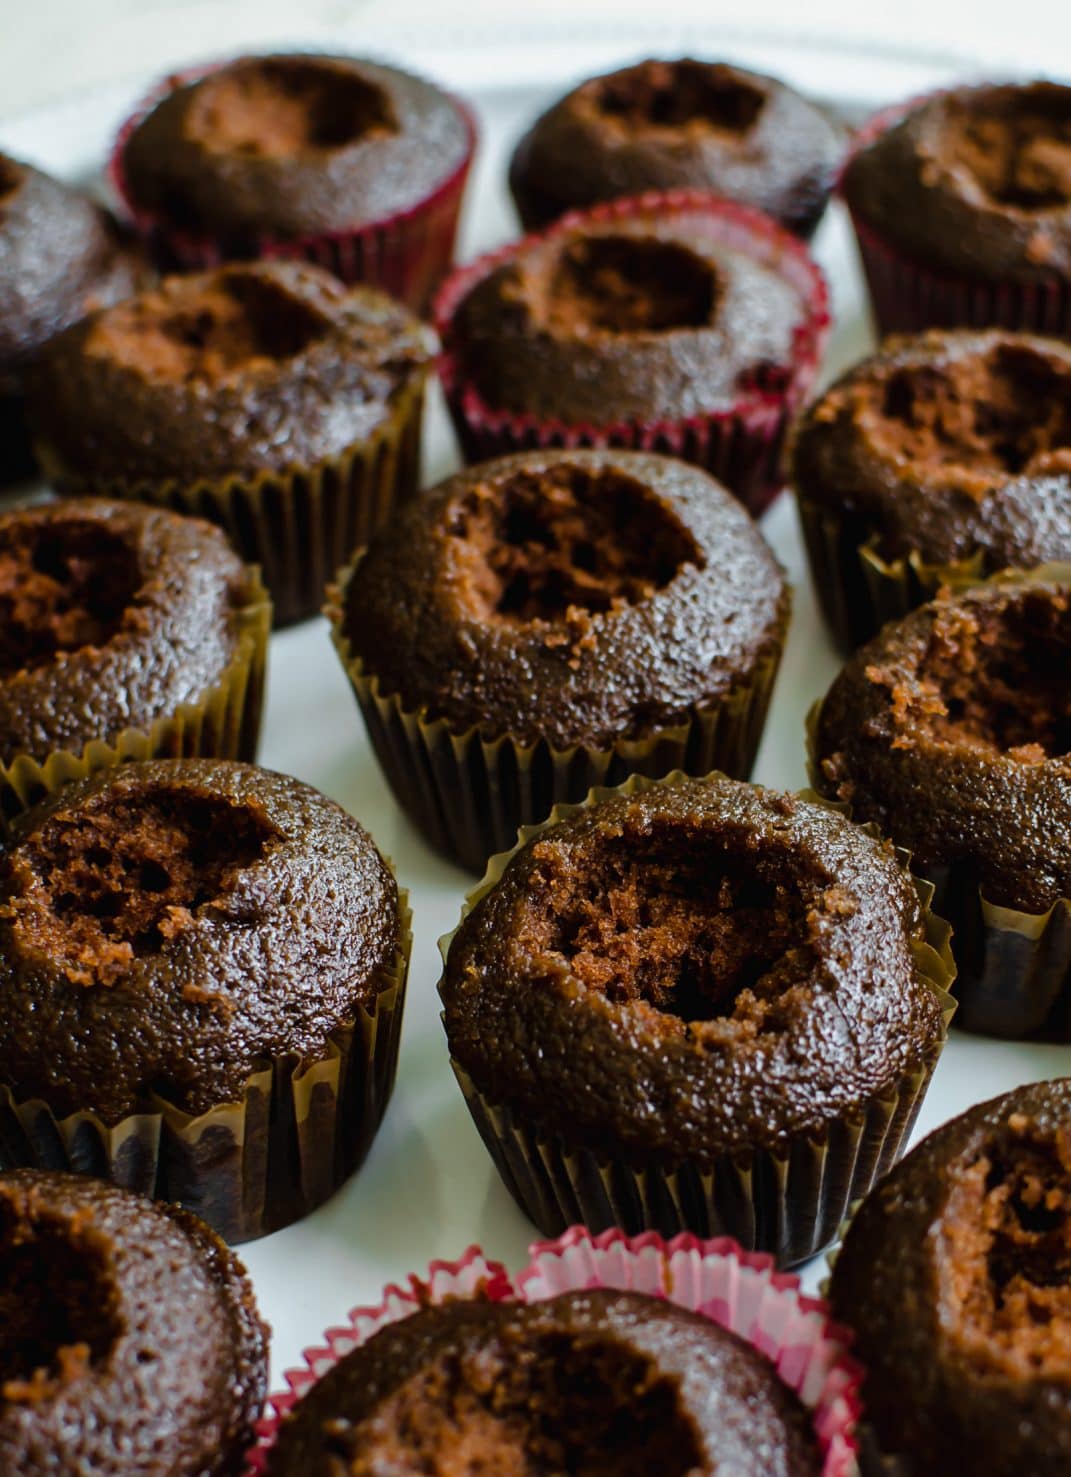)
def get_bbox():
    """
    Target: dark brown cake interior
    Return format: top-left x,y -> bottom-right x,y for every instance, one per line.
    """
591,59 -> 766,136
940,1113 -> 1071,1376
0,518 -> 142,675
535,235 -> 719,335
946,90 -> 1071,211
866,342 -> 1071,487
0,1195 -> 121,1404
2,786 -> 280,986
444,461 -> 702,626
187,57 -> 399,157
